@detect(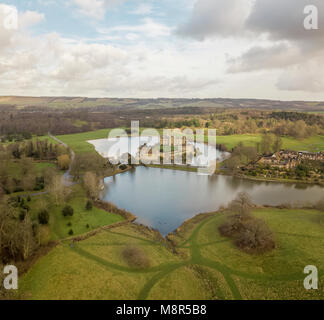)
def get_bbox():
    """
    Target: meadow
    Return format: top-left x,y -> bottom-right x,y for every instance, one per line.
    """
57,129 -> 324,155
27,185 -> 124,241
18,208 -> 324,300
